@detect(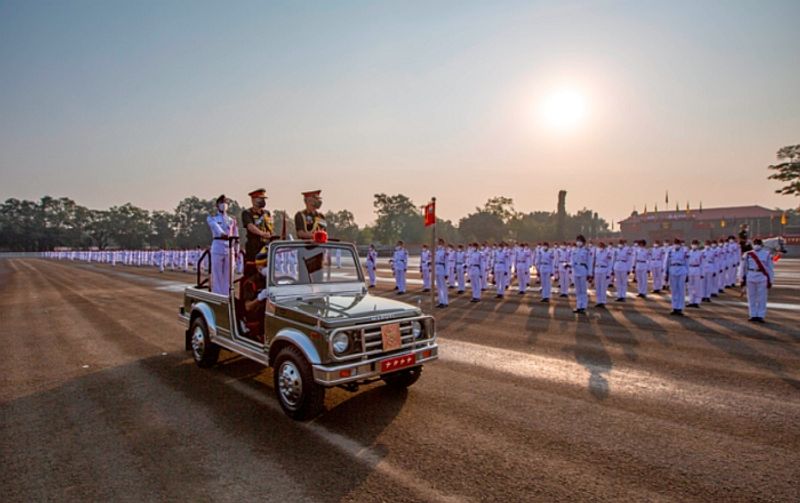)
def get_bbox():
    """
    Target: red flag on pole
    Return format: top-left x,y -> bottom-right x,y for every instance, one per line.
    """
424,201 -> 436,227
